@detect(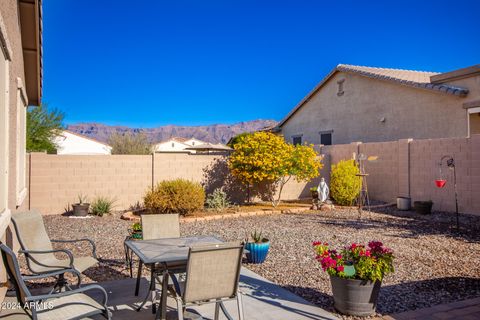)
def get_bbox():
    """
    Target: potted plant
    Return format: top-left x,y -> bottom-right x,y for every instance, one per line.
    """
313,241 -> 394,316
244,230 -> 270,264
72,194 -> 90,217
414,200 -> 433,215
129,222 -> 142,240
